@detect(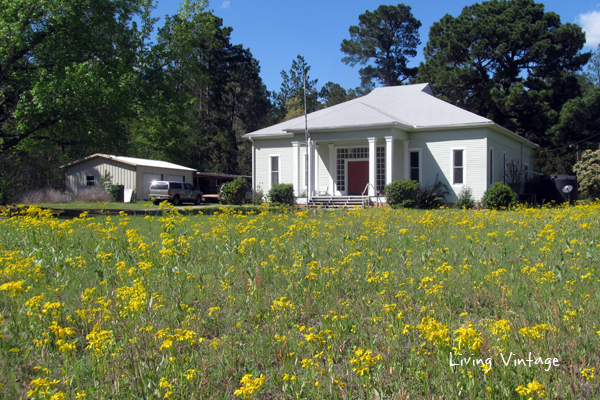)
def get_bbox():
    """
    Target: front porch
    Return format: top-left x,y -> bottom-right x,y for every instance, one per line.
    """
292,135 -> 412,199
